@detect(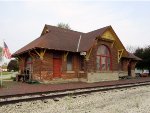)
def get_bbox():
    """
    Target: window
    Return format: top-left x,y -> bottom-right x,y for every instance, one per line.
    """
26,57 -> 32,69
79,56 -> 84,71
96,45 -> 111,71
25,57 -> 32,75
67,54 -> 73,71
